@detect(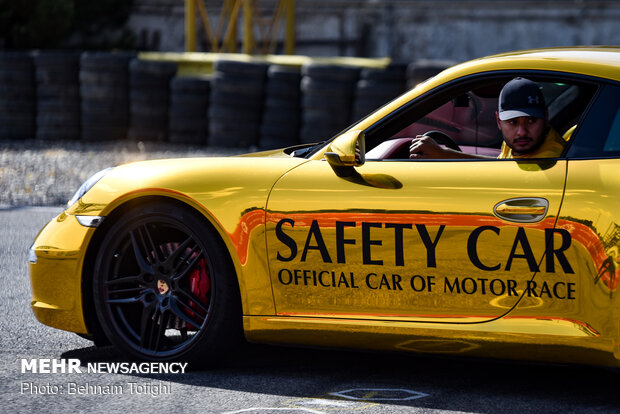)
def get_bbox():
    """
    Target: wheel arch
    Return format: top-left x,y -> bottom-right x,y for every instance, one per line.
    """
80,194 -> 244,344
